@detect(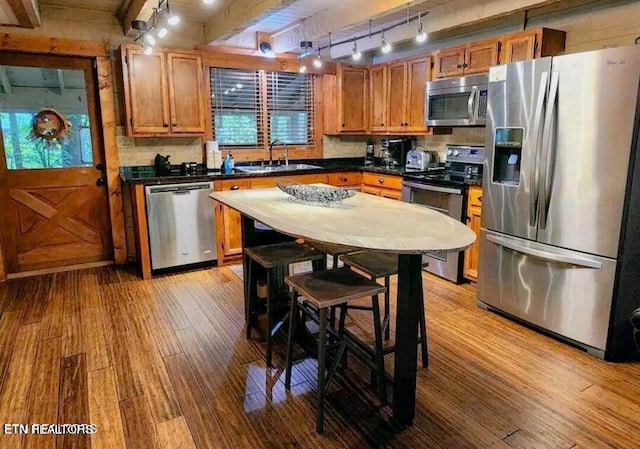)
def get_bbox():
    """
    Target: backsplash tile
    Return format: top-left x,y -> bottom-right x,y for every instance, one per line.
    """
116,127 -> 203,166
